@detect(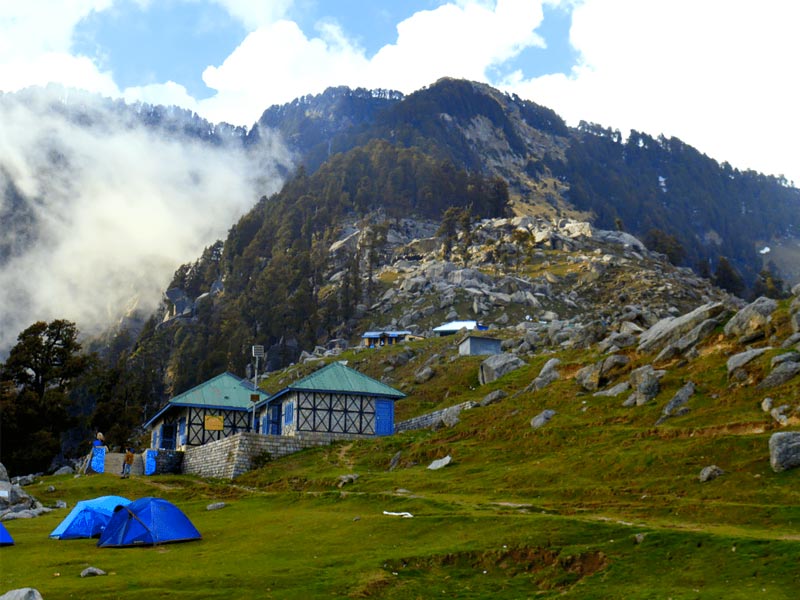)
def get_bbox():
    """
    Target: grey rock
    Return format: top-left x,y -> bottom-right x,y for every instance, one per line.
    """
625,365 -> 662,406
530,409 -> 557,429
0,463 -> 7,482
726,348 -> 769,377
769,432 -> 800,472
791,312 -> 800,334
52,465 -> 73,476
661,381 -> 696,418
723,296 -> 777,339
80,567 -> 107,577
593,381 -> 630,397
0,589 -> 44,600
206,502 -> 227,511
427,456 -> 452,470
781,332 -> 800,348
698,465 -> 724,482
414,366 -> 435,383
388,451 -> 402,471
527,358 -> 561,391
479,389 -> 507,407
638,302 -> 727,353
757,360 -> 800,390
770,405 -> 790,426
771,352 -> 800,367
761,397 -> 773,413
479,353 -> 526,385
337,474 -> 359,488
54,500 -> 67,509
